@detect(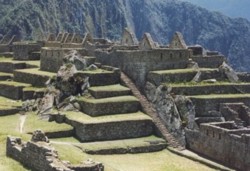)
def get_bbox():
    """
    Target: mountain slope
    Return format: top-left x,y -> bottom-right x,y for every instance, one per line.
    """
0,0 -> 250,71
182,0 -> 250,21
